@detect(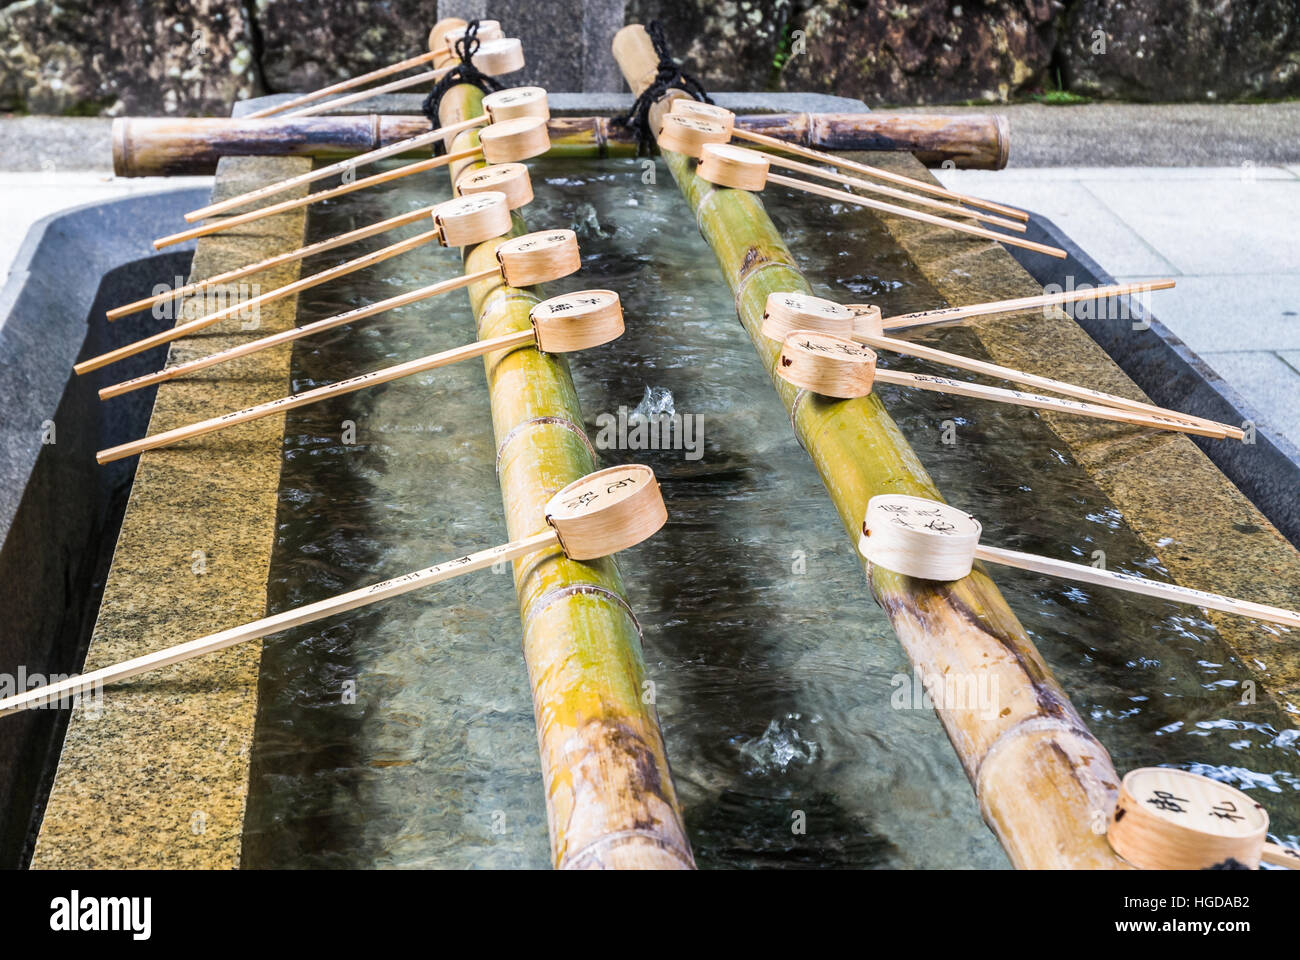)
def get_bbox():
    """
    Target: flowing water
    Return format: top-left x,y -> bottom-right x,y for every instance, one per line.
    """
241,155 -> 1300,869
